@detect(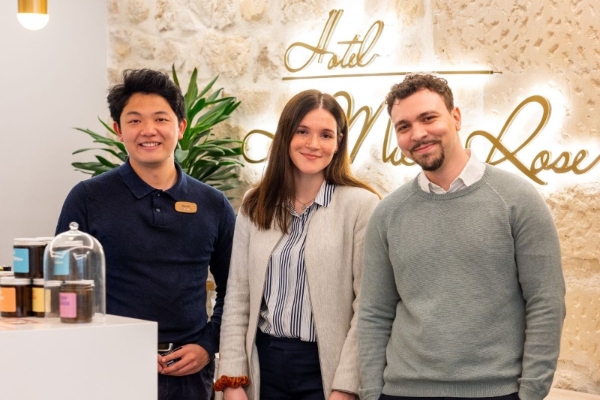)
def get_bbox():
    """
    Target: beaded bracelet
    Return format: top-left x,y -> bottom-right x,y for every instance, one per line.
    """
213,375 -> 250,391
